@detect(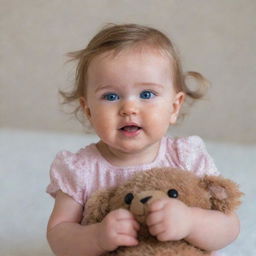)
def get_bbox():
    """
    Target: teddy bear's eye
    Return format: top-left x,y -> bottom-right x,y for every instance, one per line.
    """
167,189 -> 179,198
124,193 -> 134,204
